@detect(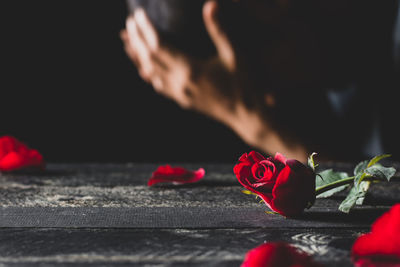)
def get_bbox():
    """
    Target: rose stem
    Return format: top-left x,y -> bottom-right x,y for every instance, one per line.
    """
315,176 -> 381,196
